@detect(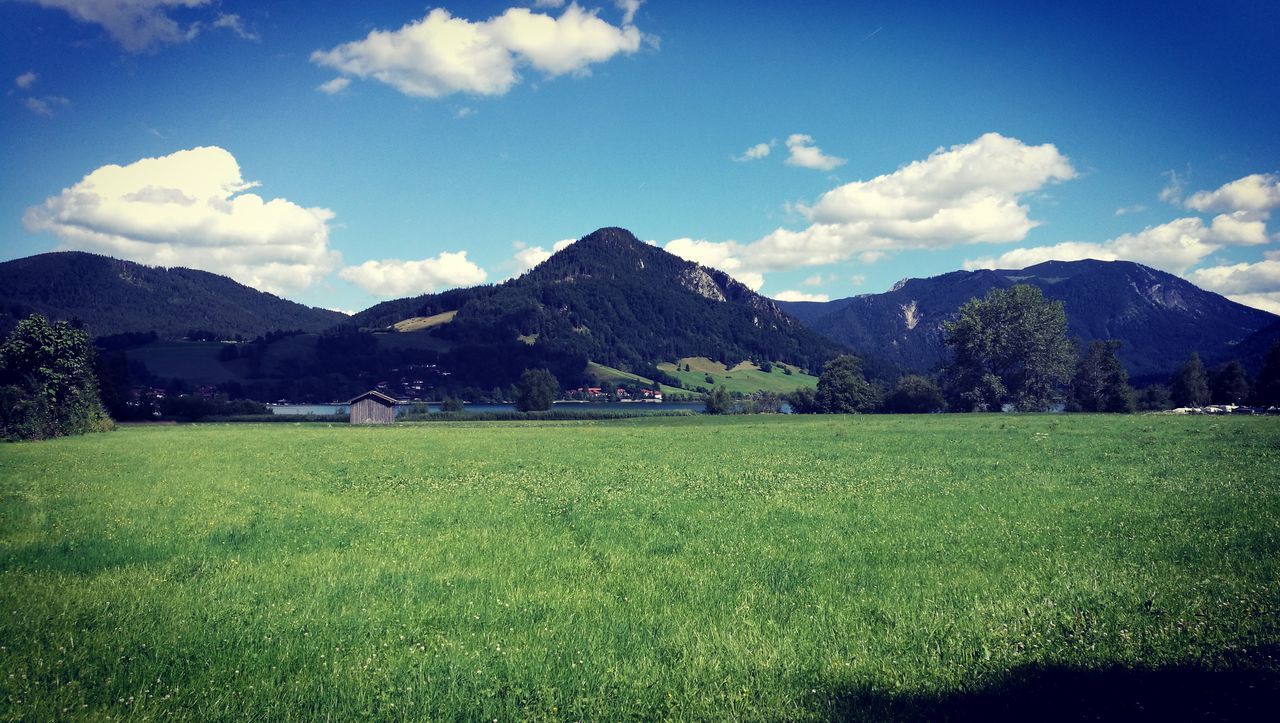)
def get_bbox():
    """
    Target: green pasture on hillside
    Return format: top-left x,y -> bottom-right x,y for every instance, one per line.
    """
2,415 -> 1279,719
658,357 -> 819,395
